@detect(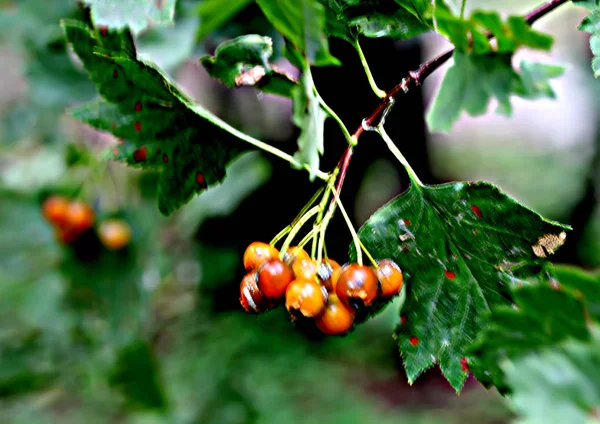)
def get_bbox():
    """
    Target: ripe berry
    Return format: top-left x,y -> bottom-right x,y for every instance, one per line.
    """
54,226 -> 80,245
240,272 -> 271,313
283,246 -> 310,266
316,293 -> 355,335
285,279 -> 327,319
42,195 -> 70,226
317,259 -> 341,291
66,201 -> 95,233
98,219 -> 132,250
257,259 -> 295,299
376,259 -> 403,297
292,257 -> 318,281
243,242 -> 279,271
336,264 -> 379,308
